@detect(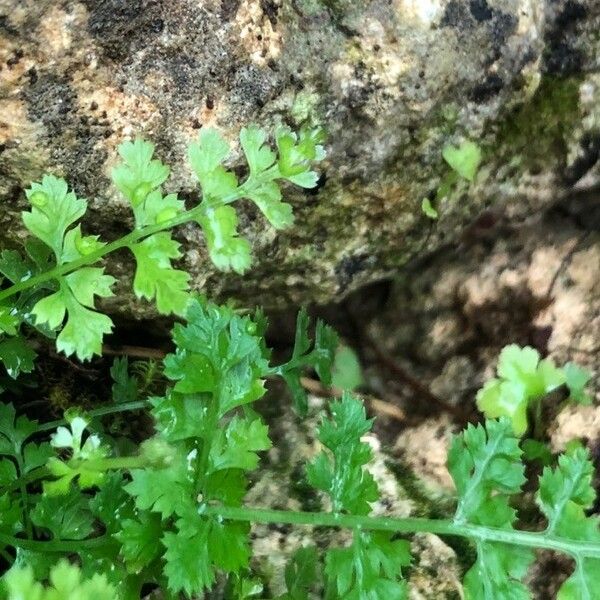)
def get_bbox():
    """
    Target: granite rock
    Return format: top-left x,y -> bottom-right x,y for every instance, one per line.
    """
0,0 -> 598,317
